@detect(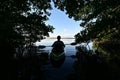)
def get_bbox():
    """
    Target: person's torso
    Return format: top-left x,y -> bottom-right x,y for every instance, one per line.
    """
52,41 -> 65,53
